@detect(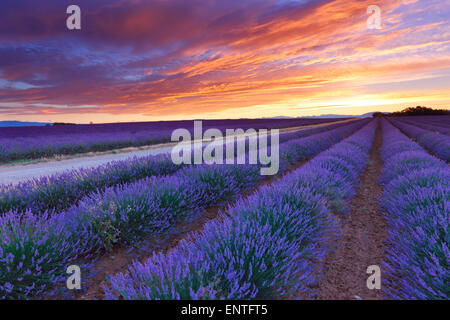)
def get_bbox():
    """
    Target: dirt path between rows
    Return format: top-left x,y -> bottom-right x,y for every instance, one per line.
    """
316,122 -> 388,300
